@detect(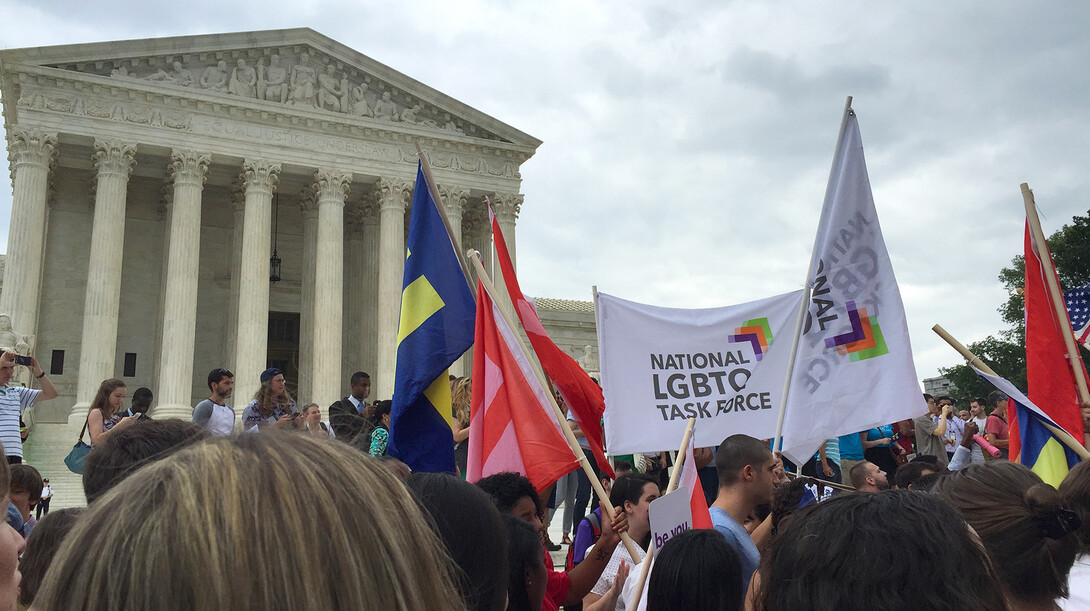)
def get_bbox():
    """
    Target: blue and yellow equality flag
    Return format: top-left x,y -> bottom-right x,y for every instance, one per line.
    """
387,163 -> 475,473
973,366 -> 1081,487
